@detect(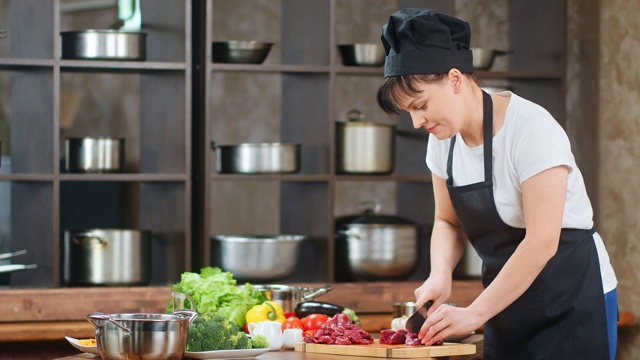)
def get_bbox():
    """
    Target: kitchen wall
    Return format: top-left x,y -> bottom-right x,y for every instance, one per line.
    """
590,0 -> 640,358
